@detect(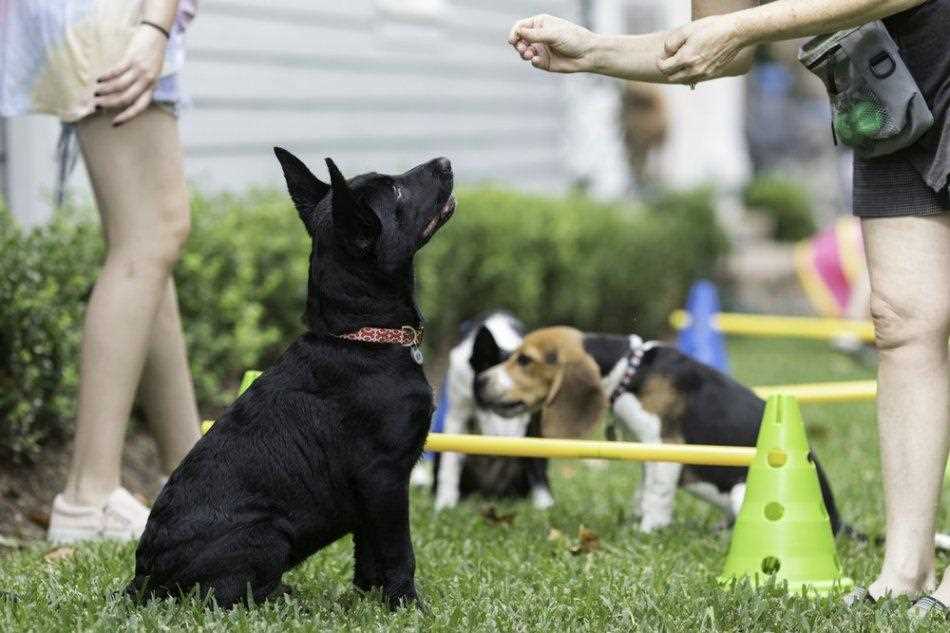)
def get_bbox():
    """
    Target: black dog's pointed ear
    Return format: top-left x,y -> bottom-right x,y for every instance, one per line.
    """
274,147 -> 329,234
470,325 -> 503,374
326,157 -> 381,258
